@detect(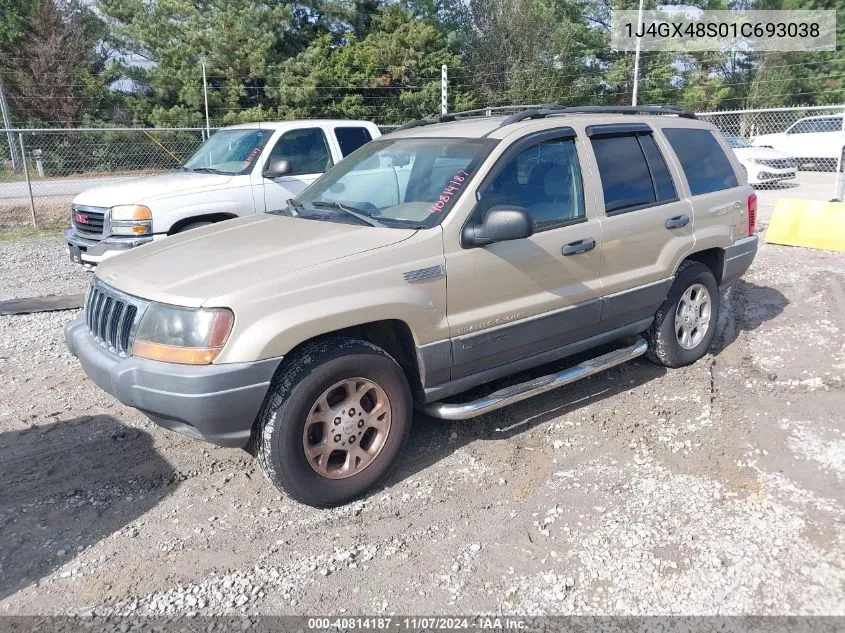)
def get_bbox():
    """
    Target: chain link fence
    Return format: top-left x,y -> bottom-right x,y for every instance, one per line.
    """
2,109 -> 844,229
0,128 -> 208,229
